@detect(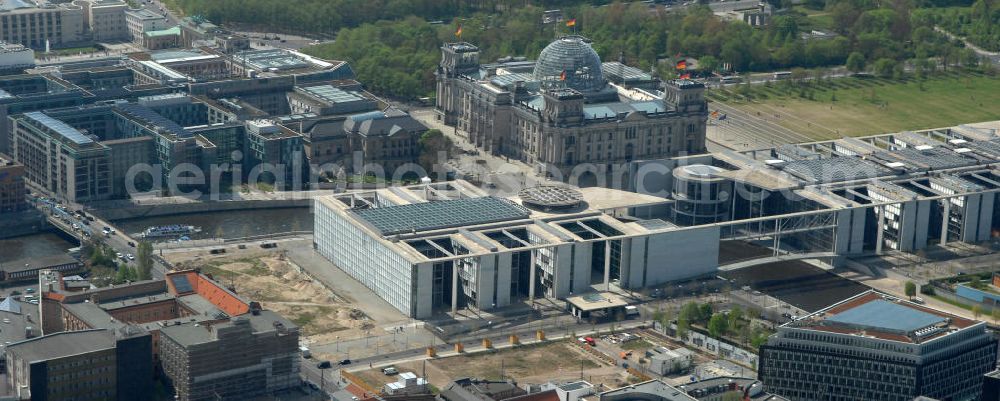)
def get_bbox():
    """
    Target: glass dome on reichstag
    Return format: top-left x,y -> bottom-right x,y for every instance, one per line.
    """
532,35 -> 605,92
